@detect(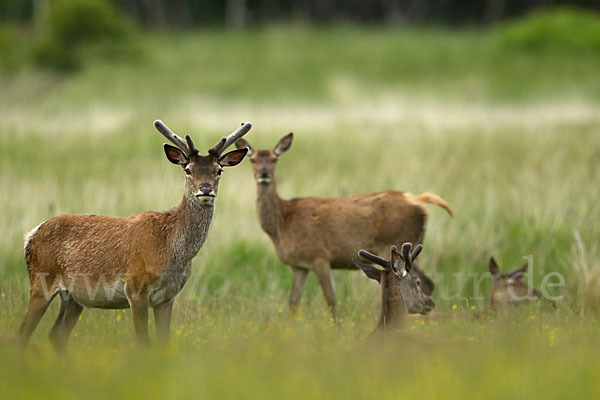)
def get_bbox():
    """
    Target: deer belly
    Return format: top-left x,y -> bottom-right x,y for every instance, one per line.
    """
65,277 -> 129,309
